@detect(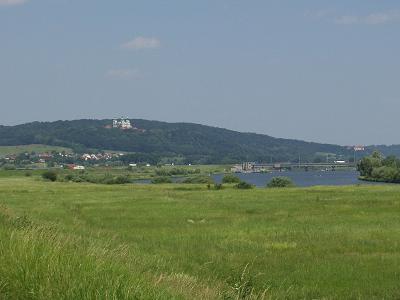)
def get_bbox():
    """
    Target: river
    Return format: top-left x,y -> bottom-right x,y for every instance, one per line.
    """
212,170 -> 380,187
